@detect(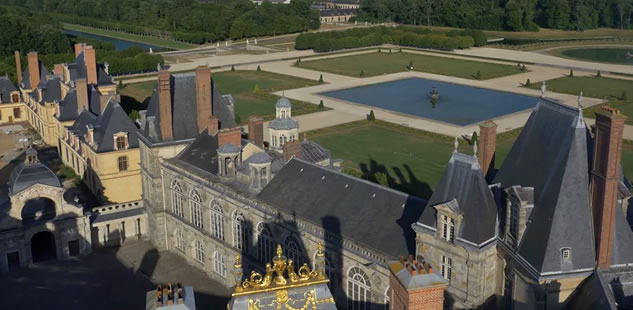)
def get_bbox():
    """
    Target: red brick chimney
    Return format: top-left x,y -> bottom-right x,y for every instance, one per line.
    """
247,116 -> 264,147
478,120 -> 497,177
54,63 -> 64,77
591,107 -> 627,269
389,255 -> 446,310
74,43 -> 85,57
283,140 -> 302,162
83,45 -> 97,85
14,51 -> 22,83
76,78 -> 89,114
208,116 -> 219,136
158,70 -> 173,140
27,52 -> 40,89
195,65 -> 212,133
218,127 -> 241,148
